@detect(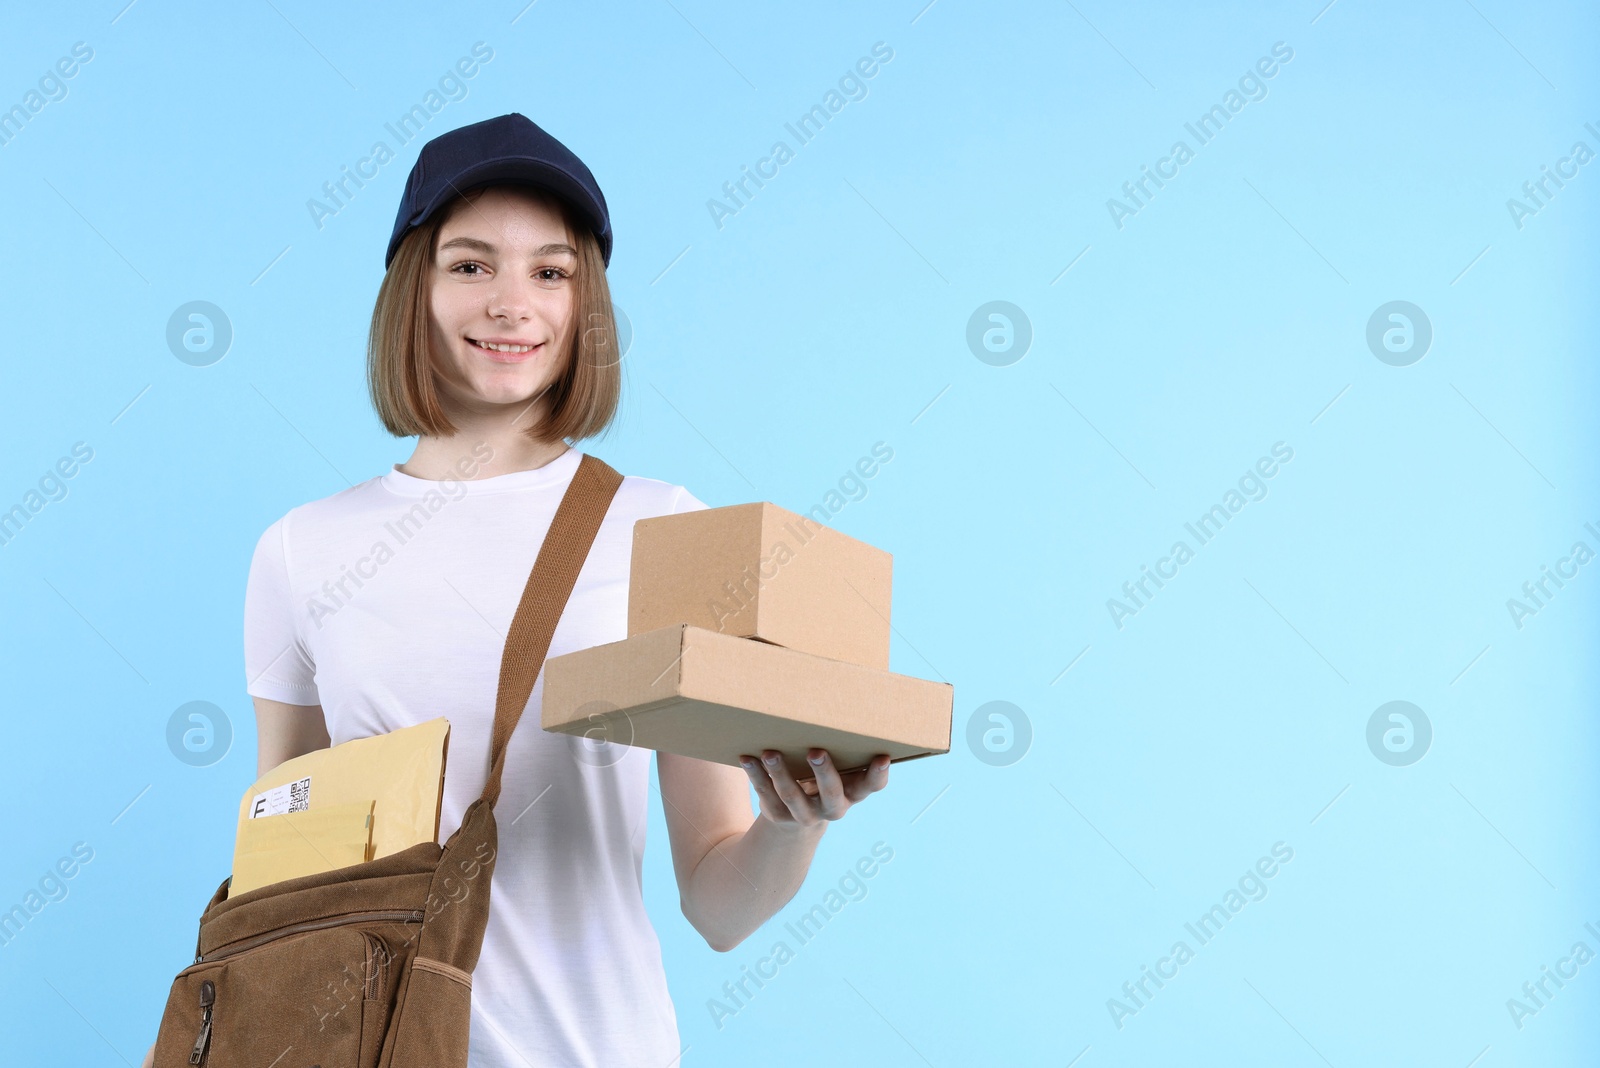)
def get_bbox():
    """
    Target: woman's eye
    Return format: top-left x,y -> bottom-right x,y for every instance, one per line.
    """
536,268 -> 568,282
451,261 -> 486,276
